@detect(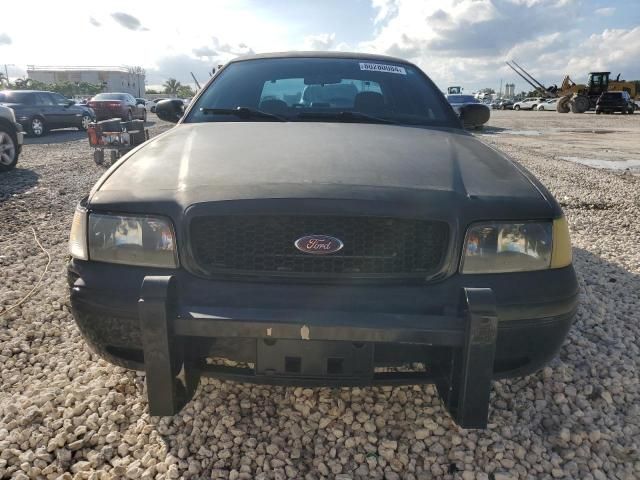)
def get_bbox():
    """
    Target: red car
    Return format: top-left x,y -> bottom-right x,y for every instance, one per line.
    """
88,93 -> 146,122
